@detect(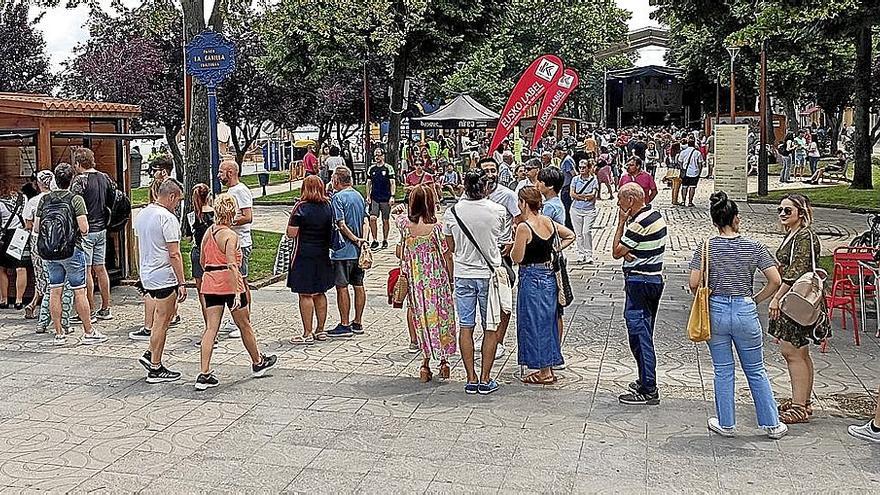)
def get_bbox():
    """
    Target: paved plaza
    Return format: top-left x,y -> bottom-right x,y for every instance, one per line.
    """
0,180 -> 878,493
